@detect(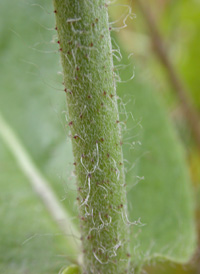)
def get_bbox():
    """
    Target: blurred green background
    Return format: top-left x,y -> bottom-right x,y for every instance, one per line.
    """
0,0 -> 200,273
